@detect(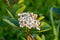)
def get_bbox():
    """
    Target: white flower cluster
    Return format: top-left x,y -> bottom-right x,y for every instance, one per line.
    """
18,12 -> 40,30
